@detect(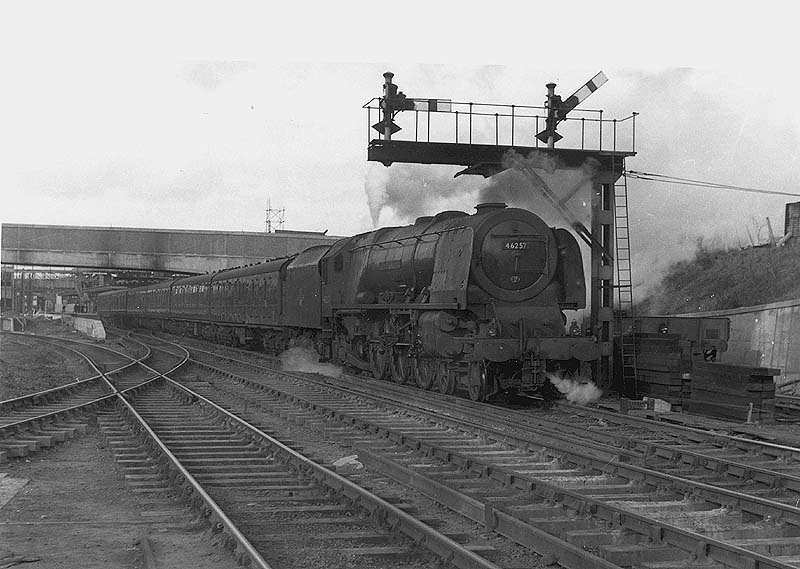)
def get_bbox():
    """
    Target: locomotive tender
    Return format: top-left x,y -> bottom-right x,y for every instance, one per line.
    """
97,203 -> 599,401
